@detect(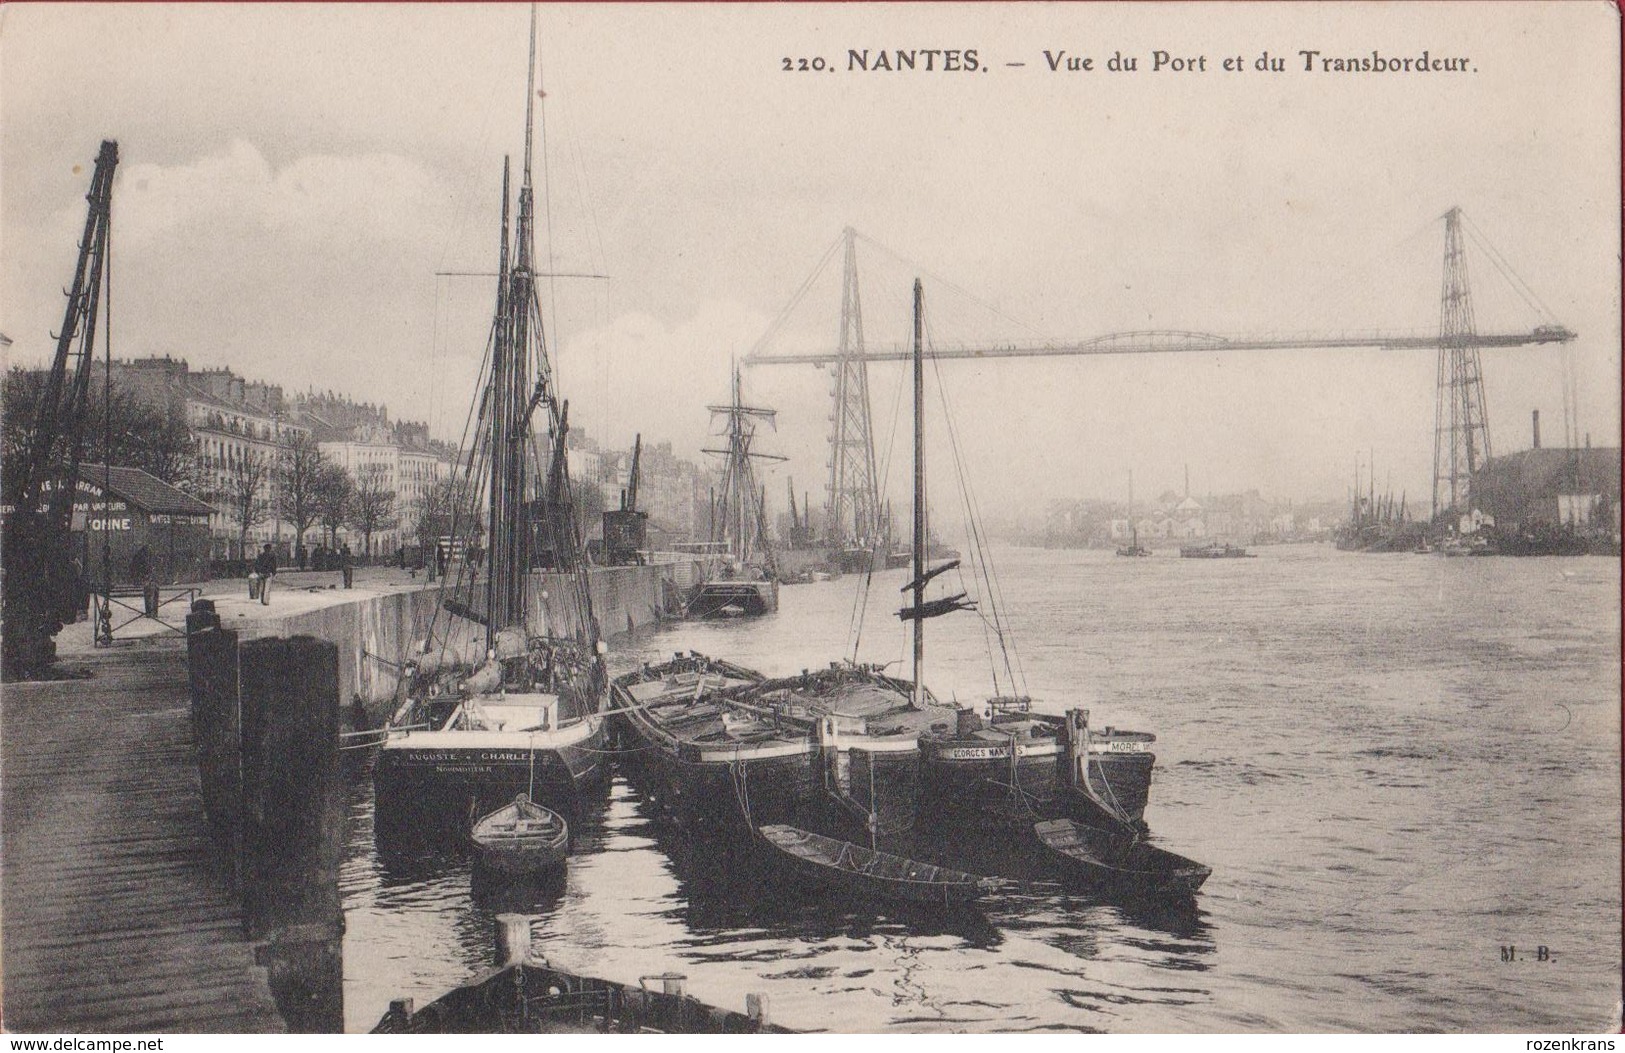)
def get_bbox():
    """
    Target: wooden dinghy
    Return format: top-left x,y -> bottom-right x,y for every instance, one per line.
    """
472,794 -> 569,876
1033,818 -> 1210,897
755,824 -> 1000,907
